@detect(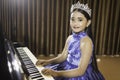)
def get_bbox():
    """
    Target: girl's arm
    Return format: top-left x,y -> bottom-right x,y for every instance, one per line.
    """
55,36 -> 93,77
47,35 -> 72,64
